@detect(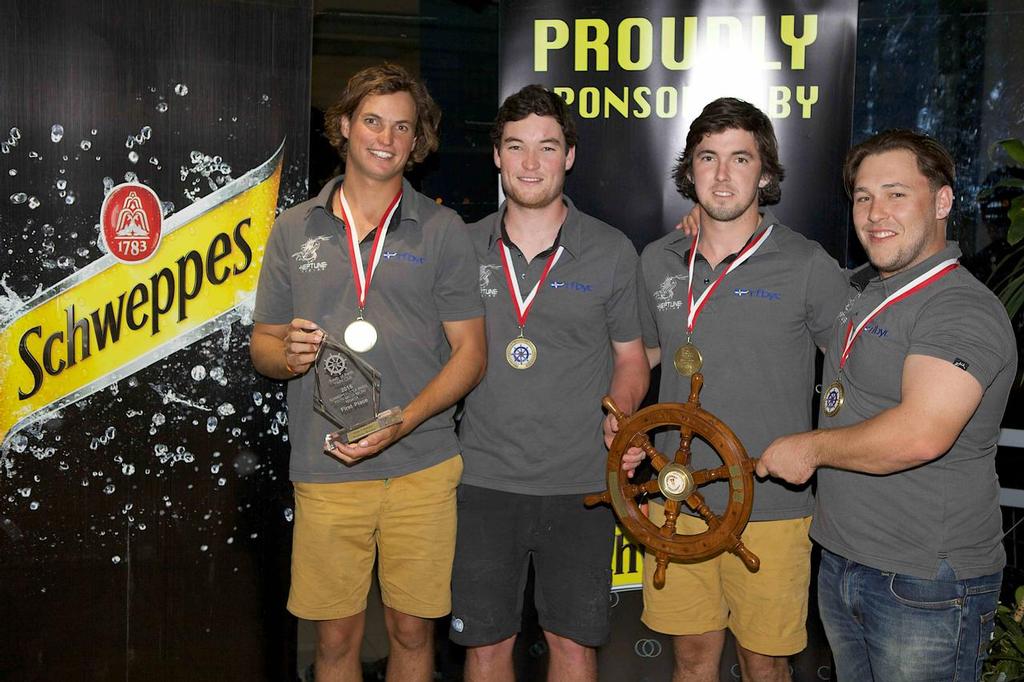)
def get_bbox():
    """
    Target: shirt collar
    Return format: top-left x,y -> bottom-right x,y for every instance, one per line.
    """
850,241 -> 962,293
486,195 -> 583,260
664,207 -> 782,264
305,175 -> 419,232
